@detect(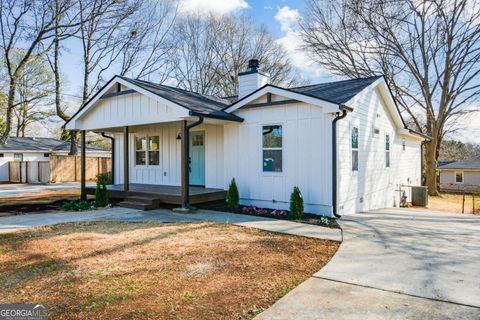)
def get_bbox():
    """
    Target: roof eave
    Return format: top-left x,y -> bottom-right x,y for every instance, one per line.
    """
189,110 -> 244,122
